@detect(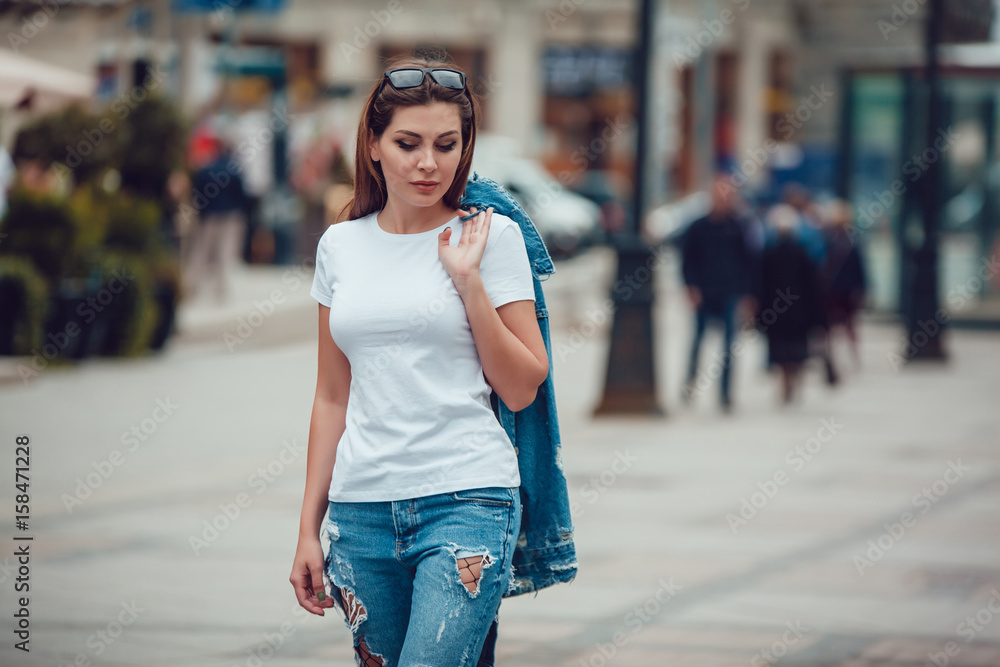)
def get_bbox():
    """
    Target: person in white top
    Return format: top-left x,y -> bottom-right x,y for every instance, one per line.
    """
290,54 -> 548,666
